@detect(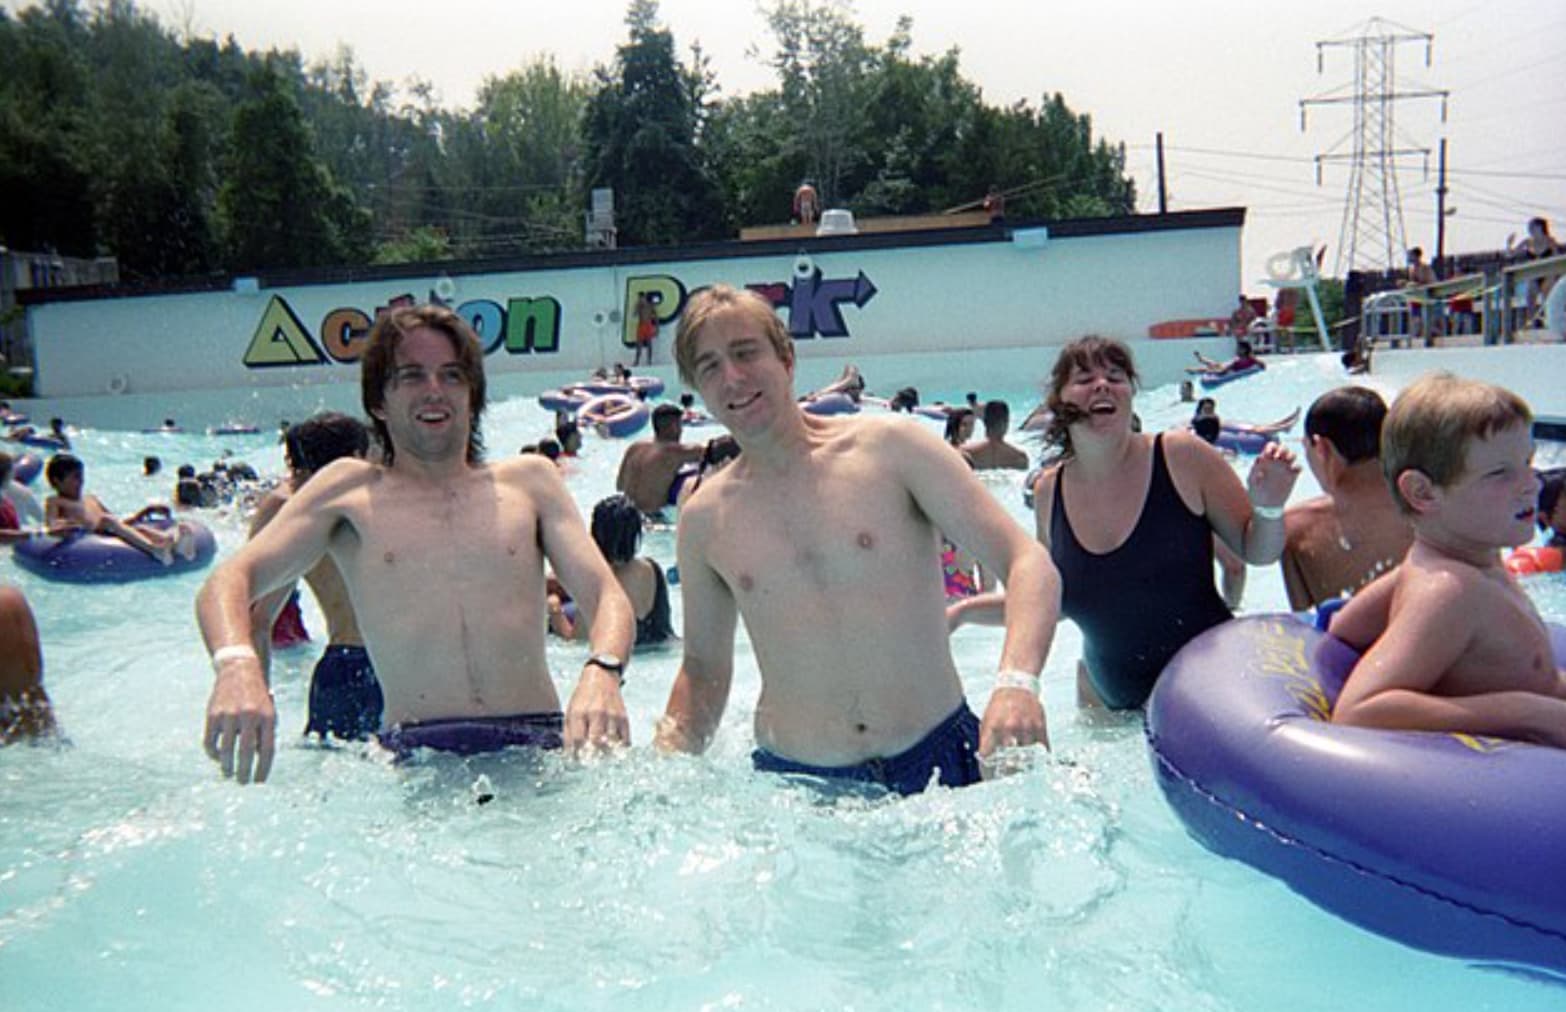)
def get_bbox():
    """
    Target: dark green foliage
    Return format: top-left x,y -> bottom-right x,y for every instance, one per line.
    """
0,0 -> 1138,280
